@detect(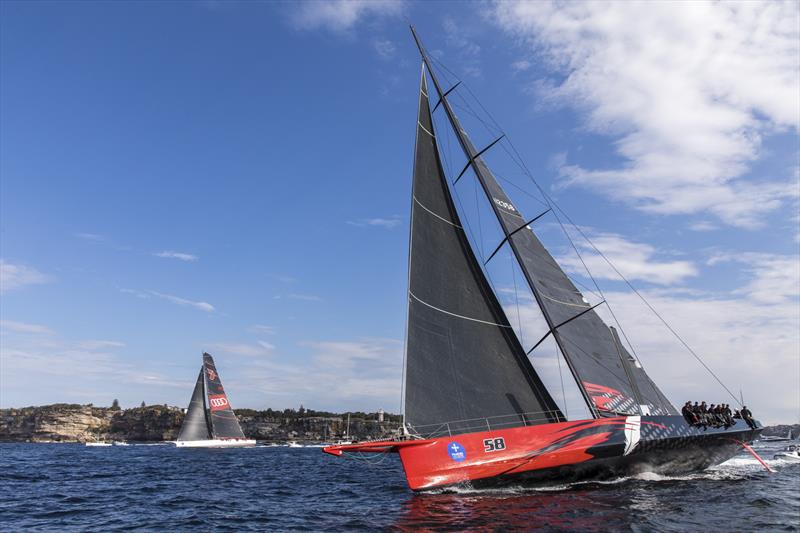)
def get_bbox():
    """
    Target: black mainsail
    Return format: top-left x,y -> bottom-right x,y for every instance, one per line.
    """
403,69 -> 563,436
411,29 -> 676,418
177,369 -> 212,441
176,352 -> 247,441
